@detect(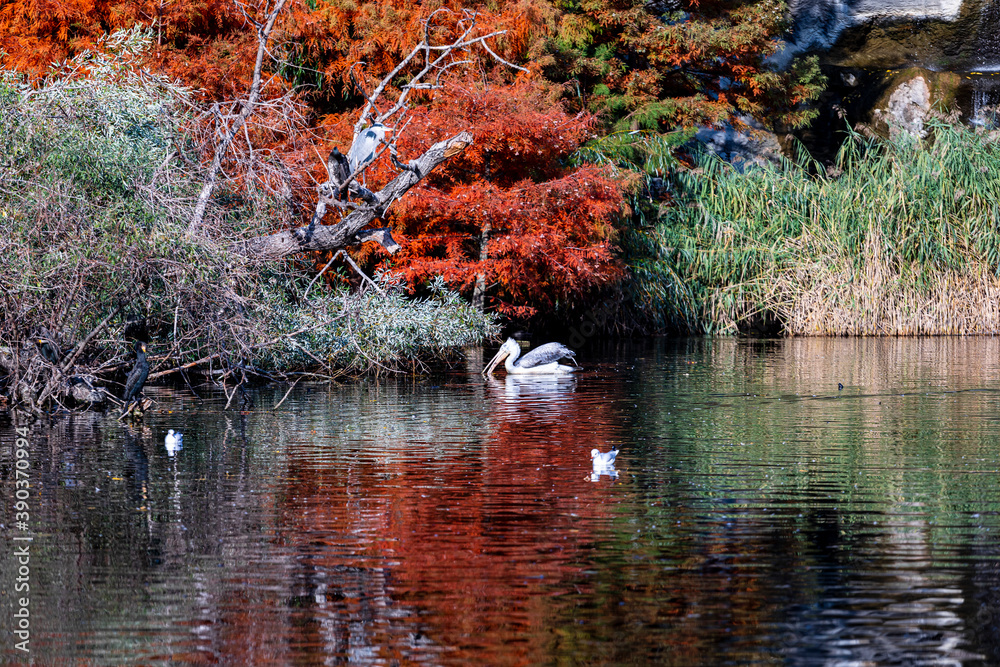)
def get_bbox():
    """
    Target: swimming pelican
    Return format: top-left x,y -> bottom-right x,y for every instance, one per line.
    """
482,338 -> 578,377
